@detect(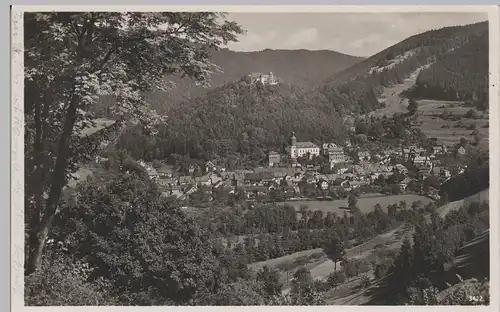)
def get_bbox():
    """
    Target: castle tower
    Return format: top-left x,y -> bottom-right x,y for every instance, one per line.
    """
269,72 -> 277,85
